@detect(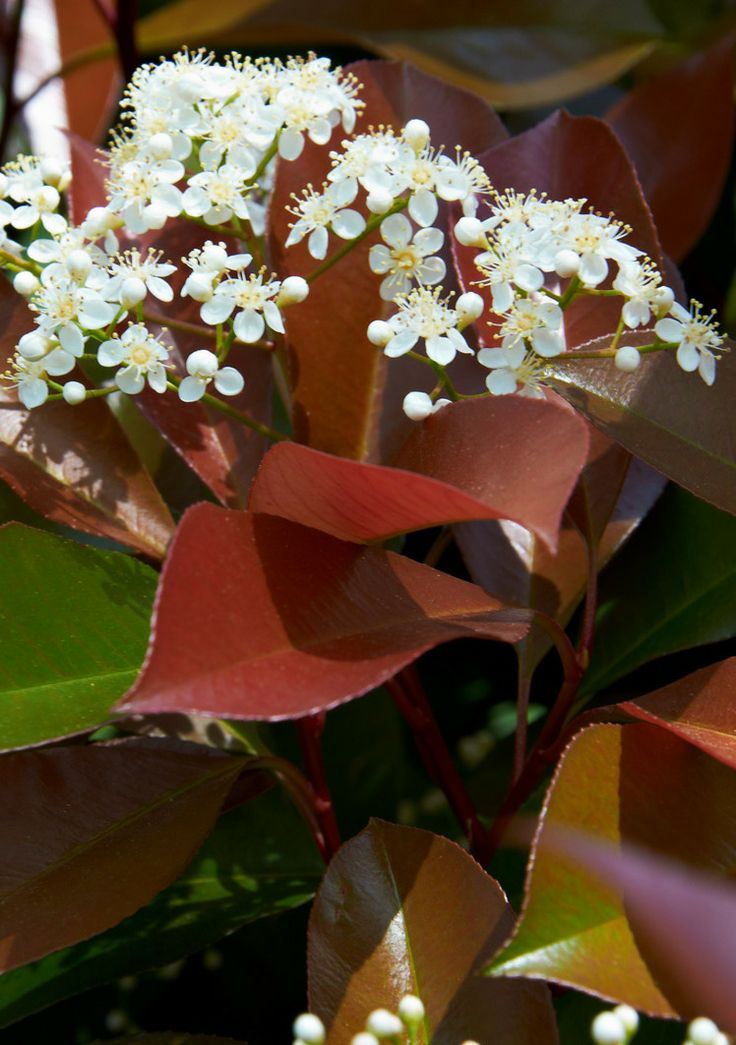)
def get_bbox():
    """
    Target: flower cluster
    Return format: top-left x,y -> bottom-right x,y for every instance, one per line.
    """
292,995 -> 481,1045
591,1007 -> 731,1045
